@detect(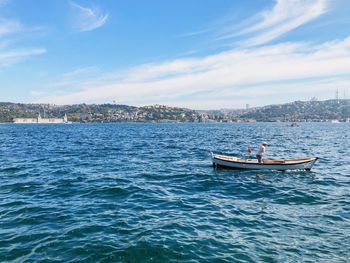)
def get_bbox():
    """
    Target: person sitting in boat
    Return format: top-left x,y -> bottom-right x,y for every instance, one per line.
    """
256,142 -> 268,163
